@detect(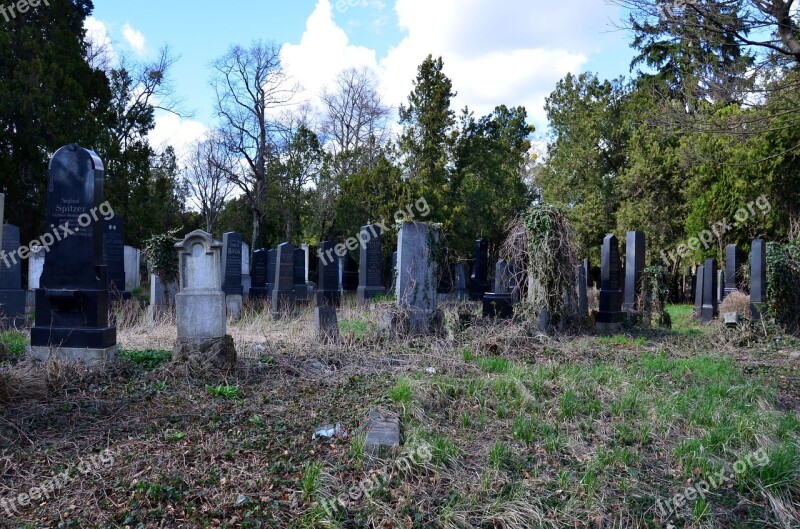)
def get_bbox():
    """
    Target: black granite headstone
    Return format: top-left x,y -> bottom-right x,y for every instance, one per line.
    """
623,231 -> 645,311
583,258 -> 591,288
701,258 -> 718,323
455,263 -> 467,300
693,264 -> 705,320
724,244 -> 745,298
469,238 -> 489,300
294,247 -> 308,302
0,224 -> 26,320
271,242 -> 296,315
357,224 -> 385,302
103,216 -> 128,298
31,144 -> 116,350
750,240 -> 766,321
249,249 -> 268,300
597,234 -> 625,324
221,232 -> 243,296
316,241 -> 341,307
